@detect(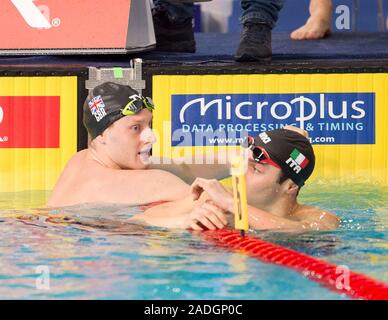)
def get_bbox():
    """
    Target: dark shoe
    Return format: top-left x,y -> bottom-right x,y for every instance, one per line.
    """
235,22 -> 272,62
152,7 -> 196,53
